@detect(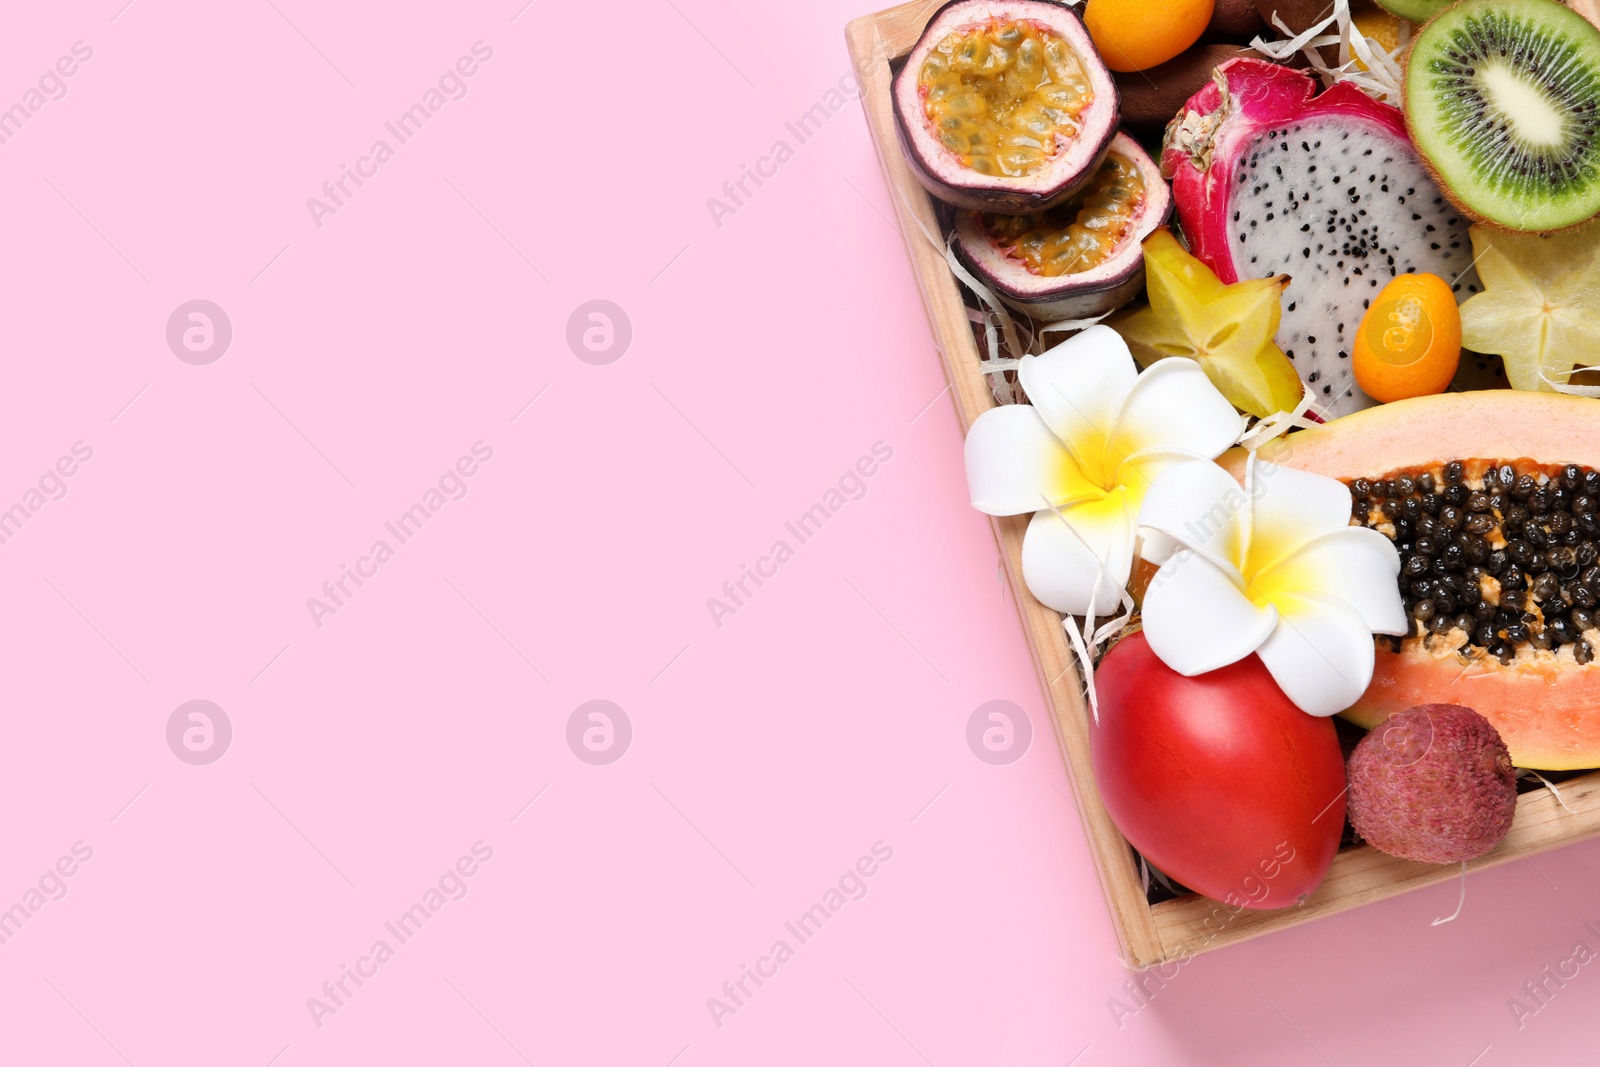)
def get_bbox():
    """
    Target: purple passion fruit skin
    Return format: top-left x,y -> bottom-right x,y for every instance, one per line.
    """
953,131 -> 1170,321
891,0 -> 1120,214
